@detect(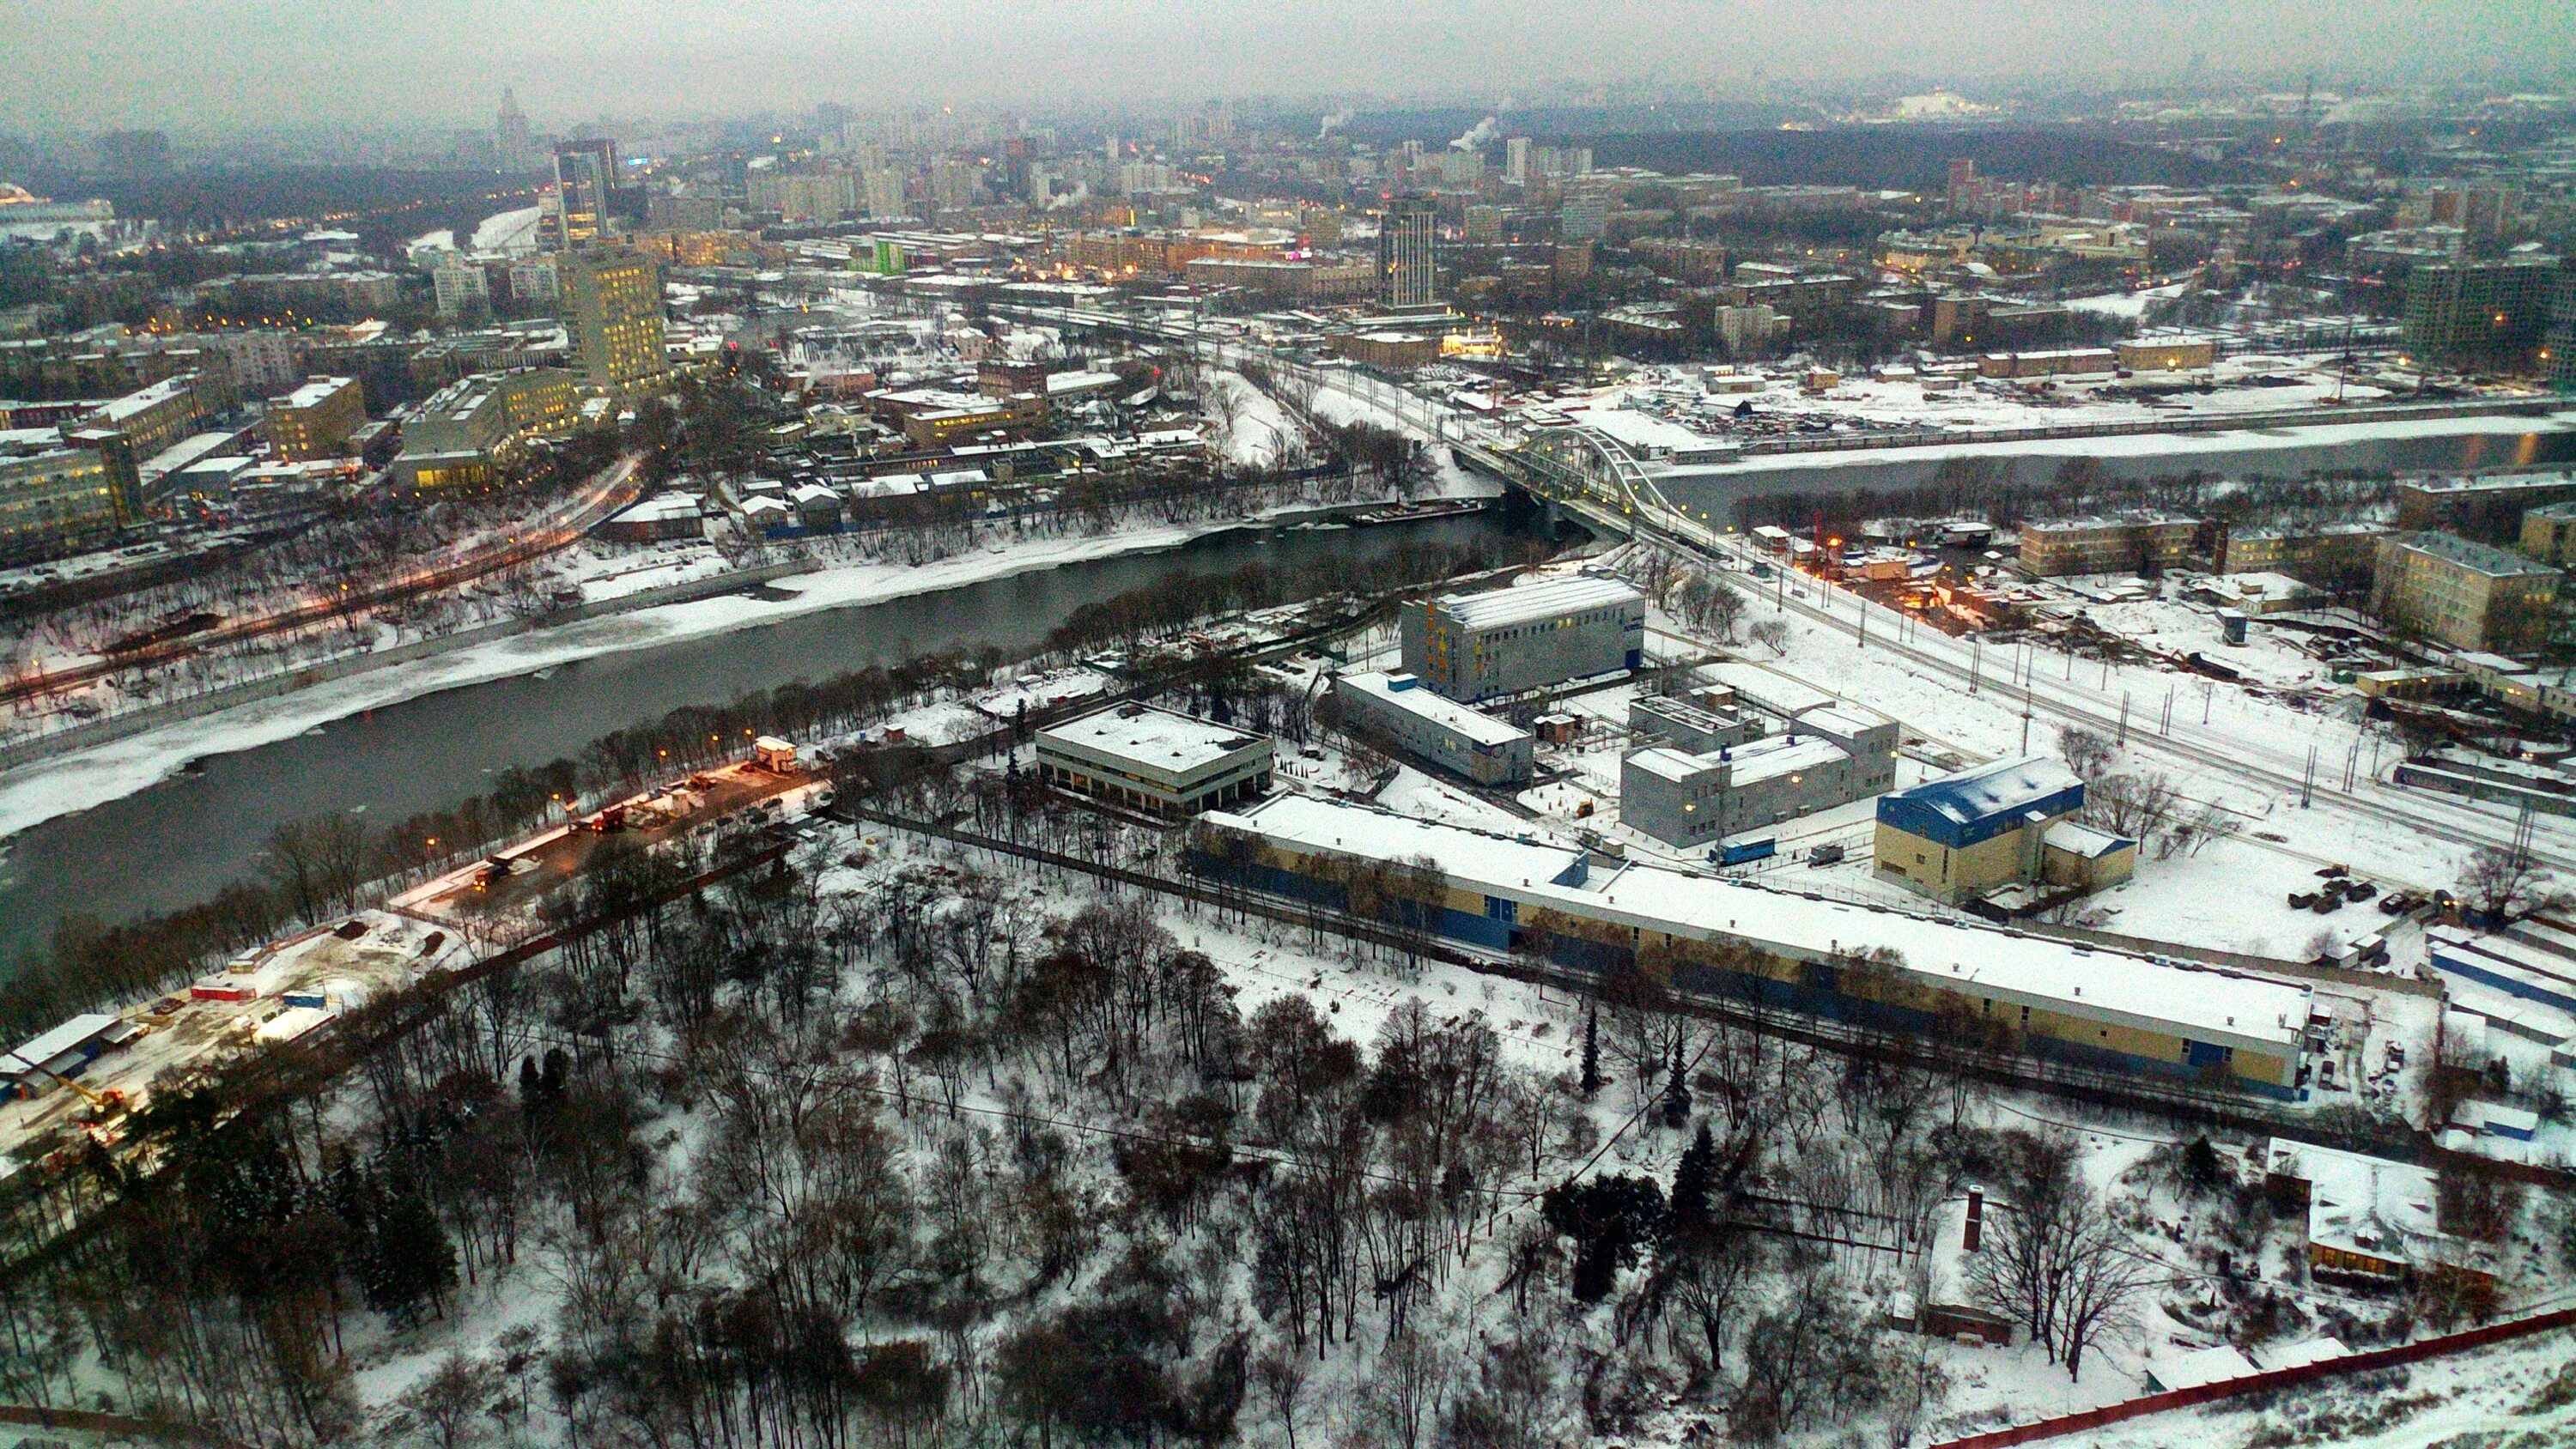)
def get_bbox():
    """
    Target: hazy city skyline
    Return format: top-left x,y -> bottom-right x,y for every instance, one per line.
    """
10,0 -> 2575,134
